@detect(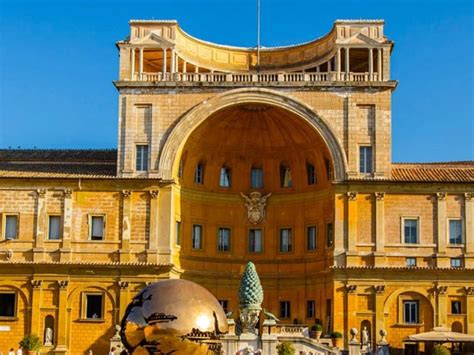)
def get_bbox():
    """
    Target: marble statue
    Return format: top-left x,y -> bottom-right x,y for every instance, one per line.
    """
44,327 -> 53,346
